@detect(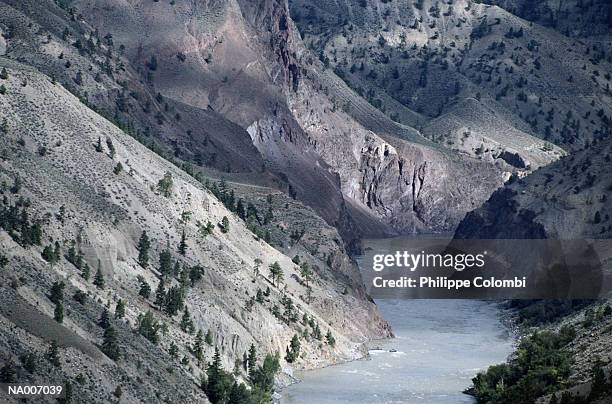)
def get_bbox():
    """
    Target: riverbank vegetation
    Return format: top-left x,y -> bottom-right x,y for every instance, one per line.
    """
474,300 -> 612,404
472,325 -> 575,403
